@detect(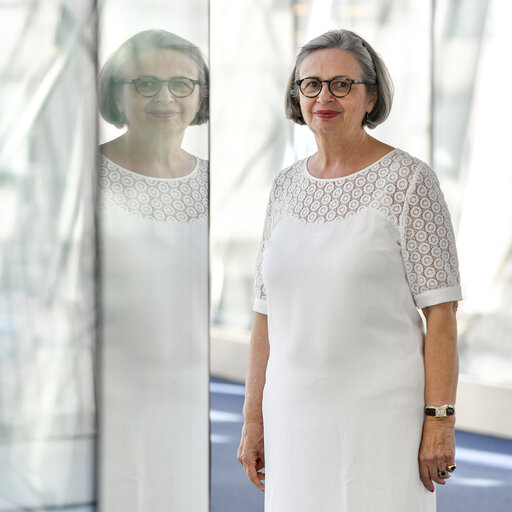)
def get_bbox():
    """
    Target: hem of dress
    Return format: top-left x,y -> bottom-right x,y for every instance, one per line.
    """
253,297 -> 268,315
414,286 -> 462,309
